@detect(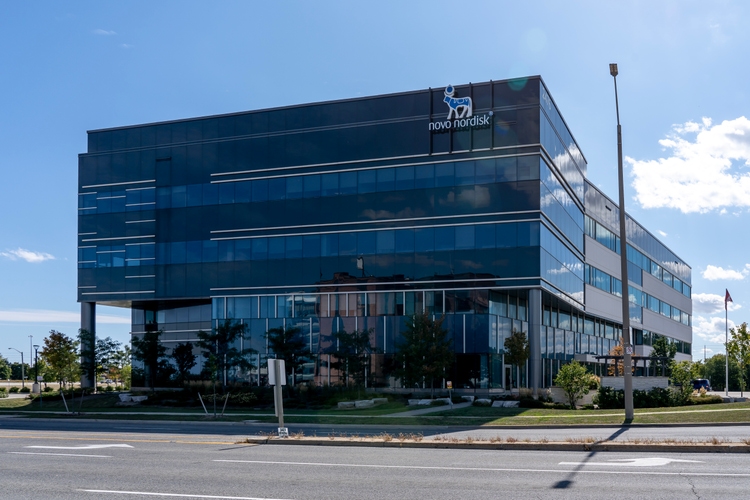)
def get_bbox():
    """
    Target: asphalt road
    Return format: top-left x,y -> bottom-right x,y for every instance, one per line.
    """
2,427 -> 750,500
2,417 -> 750,443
